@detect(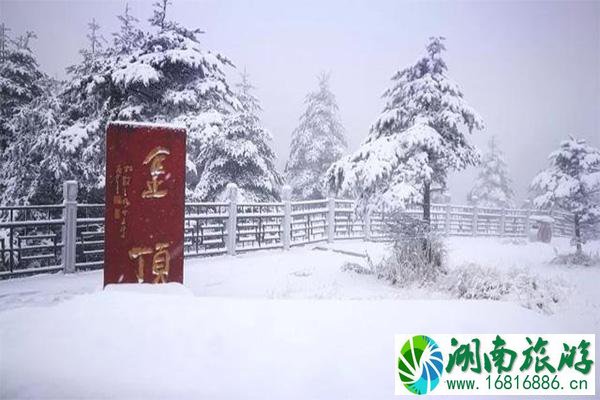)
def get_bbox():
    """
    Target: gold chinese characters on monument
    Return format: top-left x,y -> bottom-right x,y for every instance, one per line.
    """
128,242 -> 171,283
127,147 -> 172,283
142,146 -> 171,199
